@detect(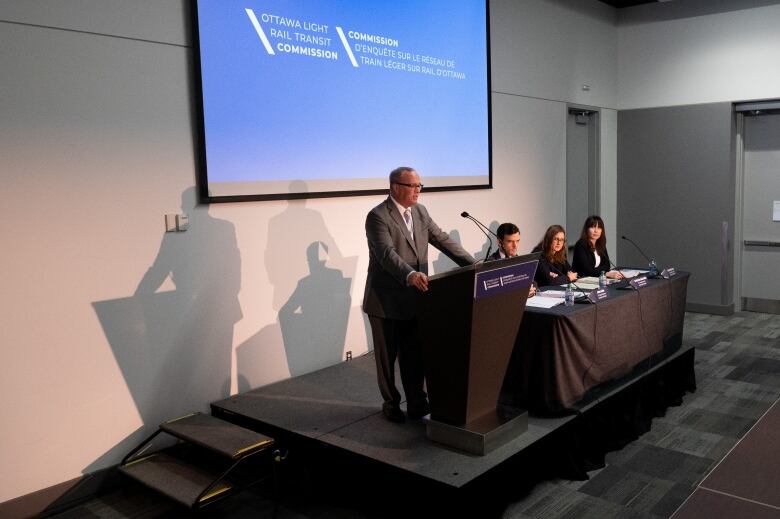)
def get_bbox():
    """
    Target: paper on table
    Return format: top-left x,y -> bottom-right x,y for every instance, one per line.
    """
537,290 -> 565,298
578,276 -> 624,288
576,278 -> 601,289
539,289 -> 586,299
526,296 -> 563,308
619,269 -> 648,278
